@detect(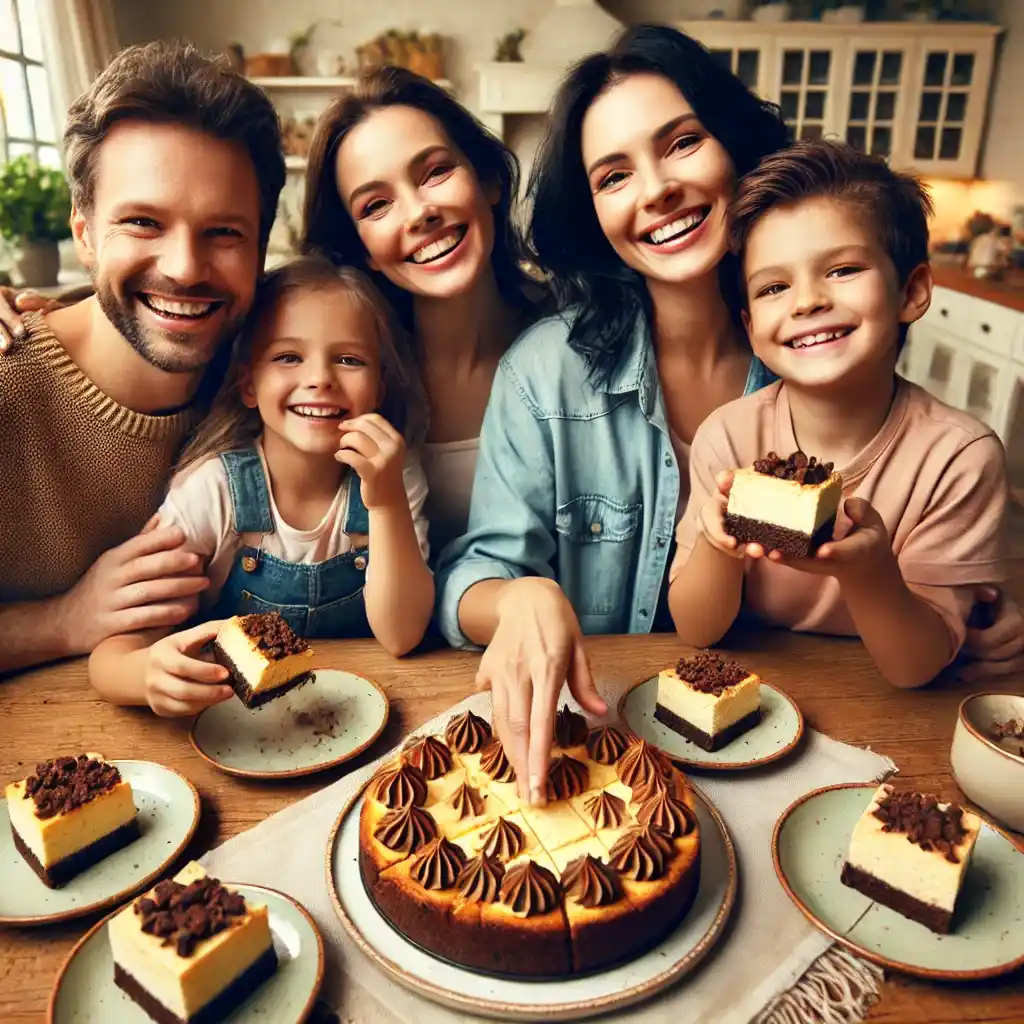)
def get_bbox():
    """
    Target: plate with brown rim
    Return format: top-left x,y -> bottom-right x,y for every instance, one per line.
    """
619,675 -> 804,771
48,881 -> 324,1023
190,668 -> 390,779
324,780 -> 737,1021
772,782 -> 1024,980
0,759 -> 199,926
